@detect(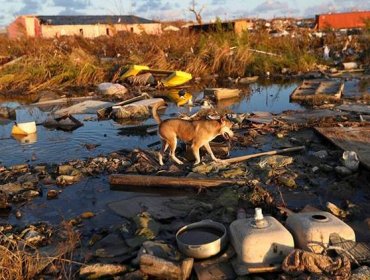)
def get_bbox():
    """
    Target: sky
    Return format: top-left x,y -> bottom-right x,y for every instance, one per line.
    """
0,0 -> 369,26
